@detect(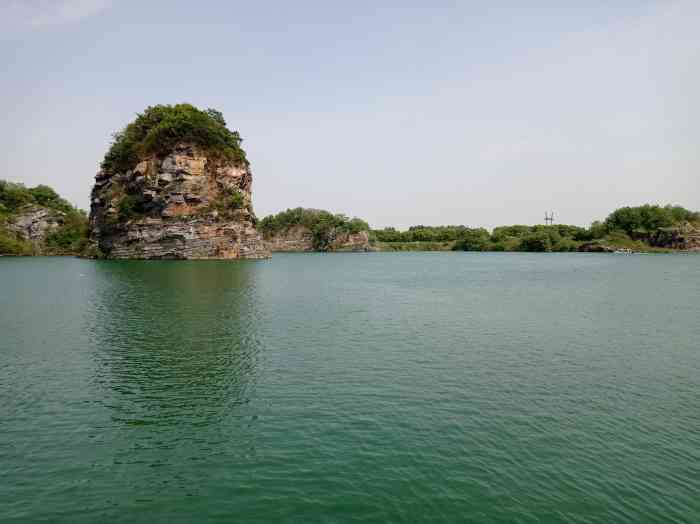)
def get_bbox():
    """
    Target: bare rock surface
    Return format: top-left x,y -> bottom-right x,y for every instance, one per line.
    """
265,227 -> 372,252
89,144 -> 269,259
648,223 -> 700,251
577,242 -> 616,253
6,205 -> 65,246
